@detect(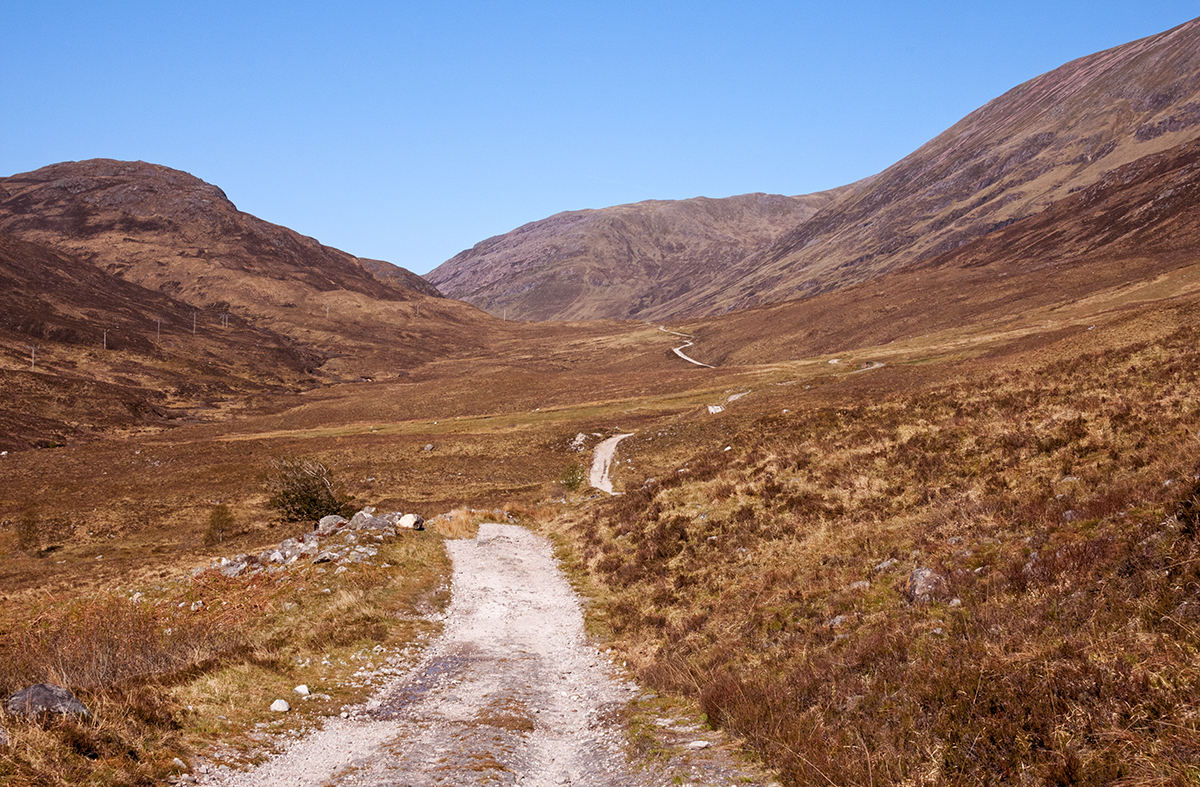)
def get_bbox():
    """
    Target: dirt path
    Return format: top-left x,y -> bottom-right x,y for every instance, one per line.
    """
590,433 -> 634,494
196,523 -> 778,787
